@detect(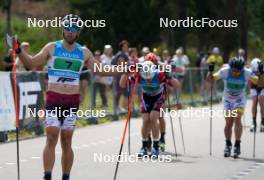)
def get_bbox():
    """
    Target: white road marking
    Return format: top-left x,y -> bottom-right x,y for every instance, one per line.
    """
228,162 -> 264,180
5,162 -> 15,165
81,144 -> 90,148
31,156 -> 40,159
20,159 -> 28,162
73,146 -> 81,150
